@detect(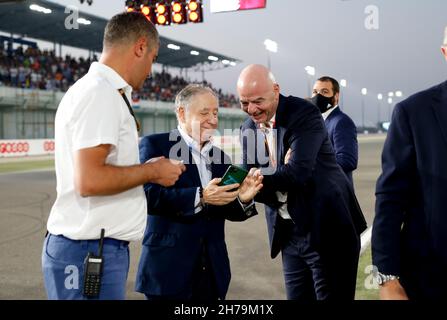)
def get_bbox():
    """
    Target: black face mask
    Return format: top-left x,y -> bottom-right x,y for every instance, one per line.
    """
310,94 -> 335,113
